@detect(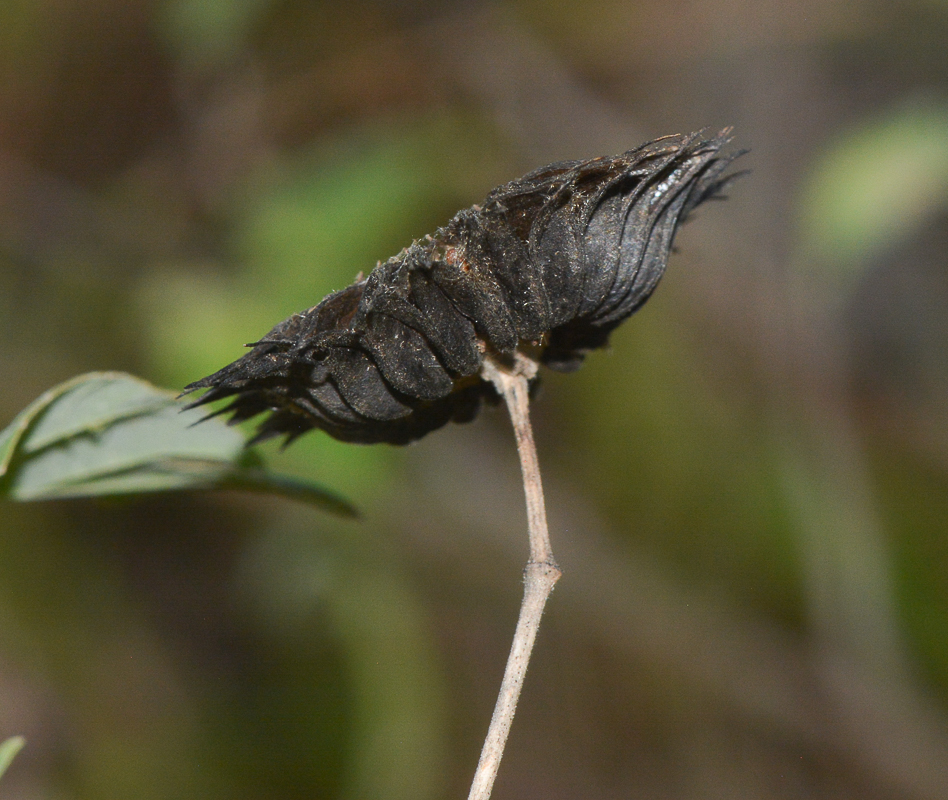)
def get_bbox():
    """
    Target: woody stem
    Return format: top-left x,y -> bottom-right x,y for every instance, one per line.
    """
467,354 -> 561,800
